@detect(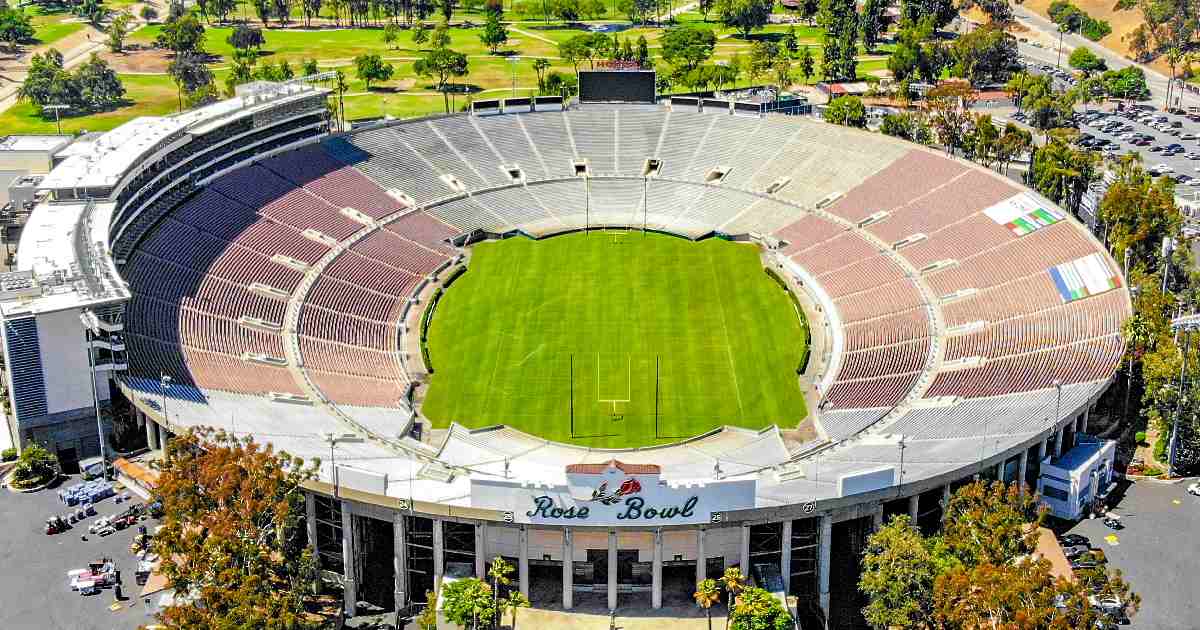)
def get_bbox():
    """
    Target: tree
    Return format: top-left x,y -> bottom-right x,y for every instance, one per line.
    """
729,586 -> 791,630
105,12 -> 132,53
949,23 -> 1019,86
1030,132 -> 1100,215
440,0 -> 453,20
558,33 -> 594,72
19,49 -> 76,113
151,429 -> 319,630
225,48 -> 257,95
168,52 -> 213,110
772,57 -> 793,96
487,556 -> 514,613
439,578 -> 497,629
479,11 -> 508,53
383,21 -> 402,48
1006,72 -> 1075,129
798,0 -> 818,24
413,21 -> 430,46
0,6 -> 33,52
900,0 -> 954,30
354,53 -> 395,90
994,122 -> 1032,174
9,443 -> 58,488
825,95 -> 866,127
747,40 -> 778,86
636,35 -> 650,67
716,0 -> 773,38
699,0 -> 714,20
156,14 -> 206,55
818,0 -> 858,81
782,24 -> 799,56
660,24 -> 717,75
75,0 -> 109,26
719,566 -> 744,630
301,0 -> 322,25
227,24 -> 265,53
927,82 -> 977,155
502,591 -> 529,629
252,0 -> 272,25
302,58 -> 319,75
431,17 -> 452,49
1068,46 -> 1107,73
71,54 -> 126,110
861,482 -> 1139,630
140,4 -> 160,21
880,111 -> 933,144
798,45 -> 814,83
859,0 -> 884,51
1099,157 -> 1183,273
272,0 -> 292,24
414,46 -> 469,111
532,57 -> 551,90
888,18 -> 947,84
694,578 -> 721,630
